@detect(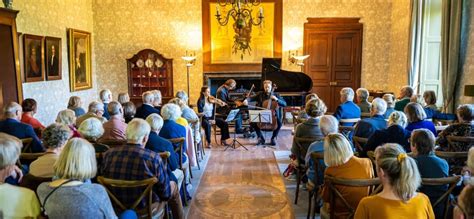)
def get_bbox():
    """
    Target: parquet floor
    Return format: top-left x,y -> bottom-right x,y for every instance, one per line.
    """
187,128 -> 294,218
